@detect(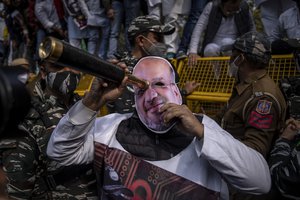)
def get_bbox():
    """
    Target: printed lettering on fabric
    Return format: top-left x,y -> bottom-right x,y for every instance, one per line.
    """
94,142 -> 220,200
248,111 -> 273,129
256,100 -> 272,114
